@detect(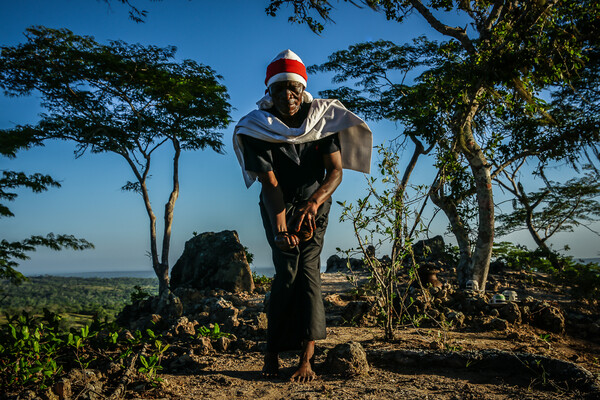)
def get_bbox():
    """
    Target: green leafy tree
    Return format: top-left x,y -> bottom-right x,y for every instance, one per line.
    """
496,165 -> 600,269
0,27 -> 231,300
1,139 -> 93,286
266,0 -> 598,290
